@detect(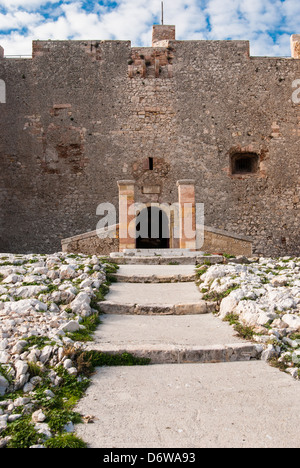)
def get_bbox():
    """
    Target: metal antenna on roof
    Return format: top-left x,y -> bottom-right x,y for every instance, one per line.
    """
161,1 -> 164,25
